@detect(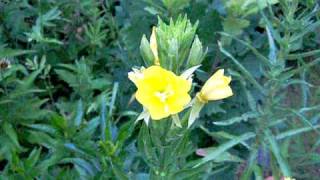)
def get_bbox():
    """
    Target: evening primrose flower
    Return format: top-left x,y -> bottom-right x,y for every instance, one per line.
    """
197,69 -> 233,103
150,27 -> 160,65
129,66 -> 191,120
